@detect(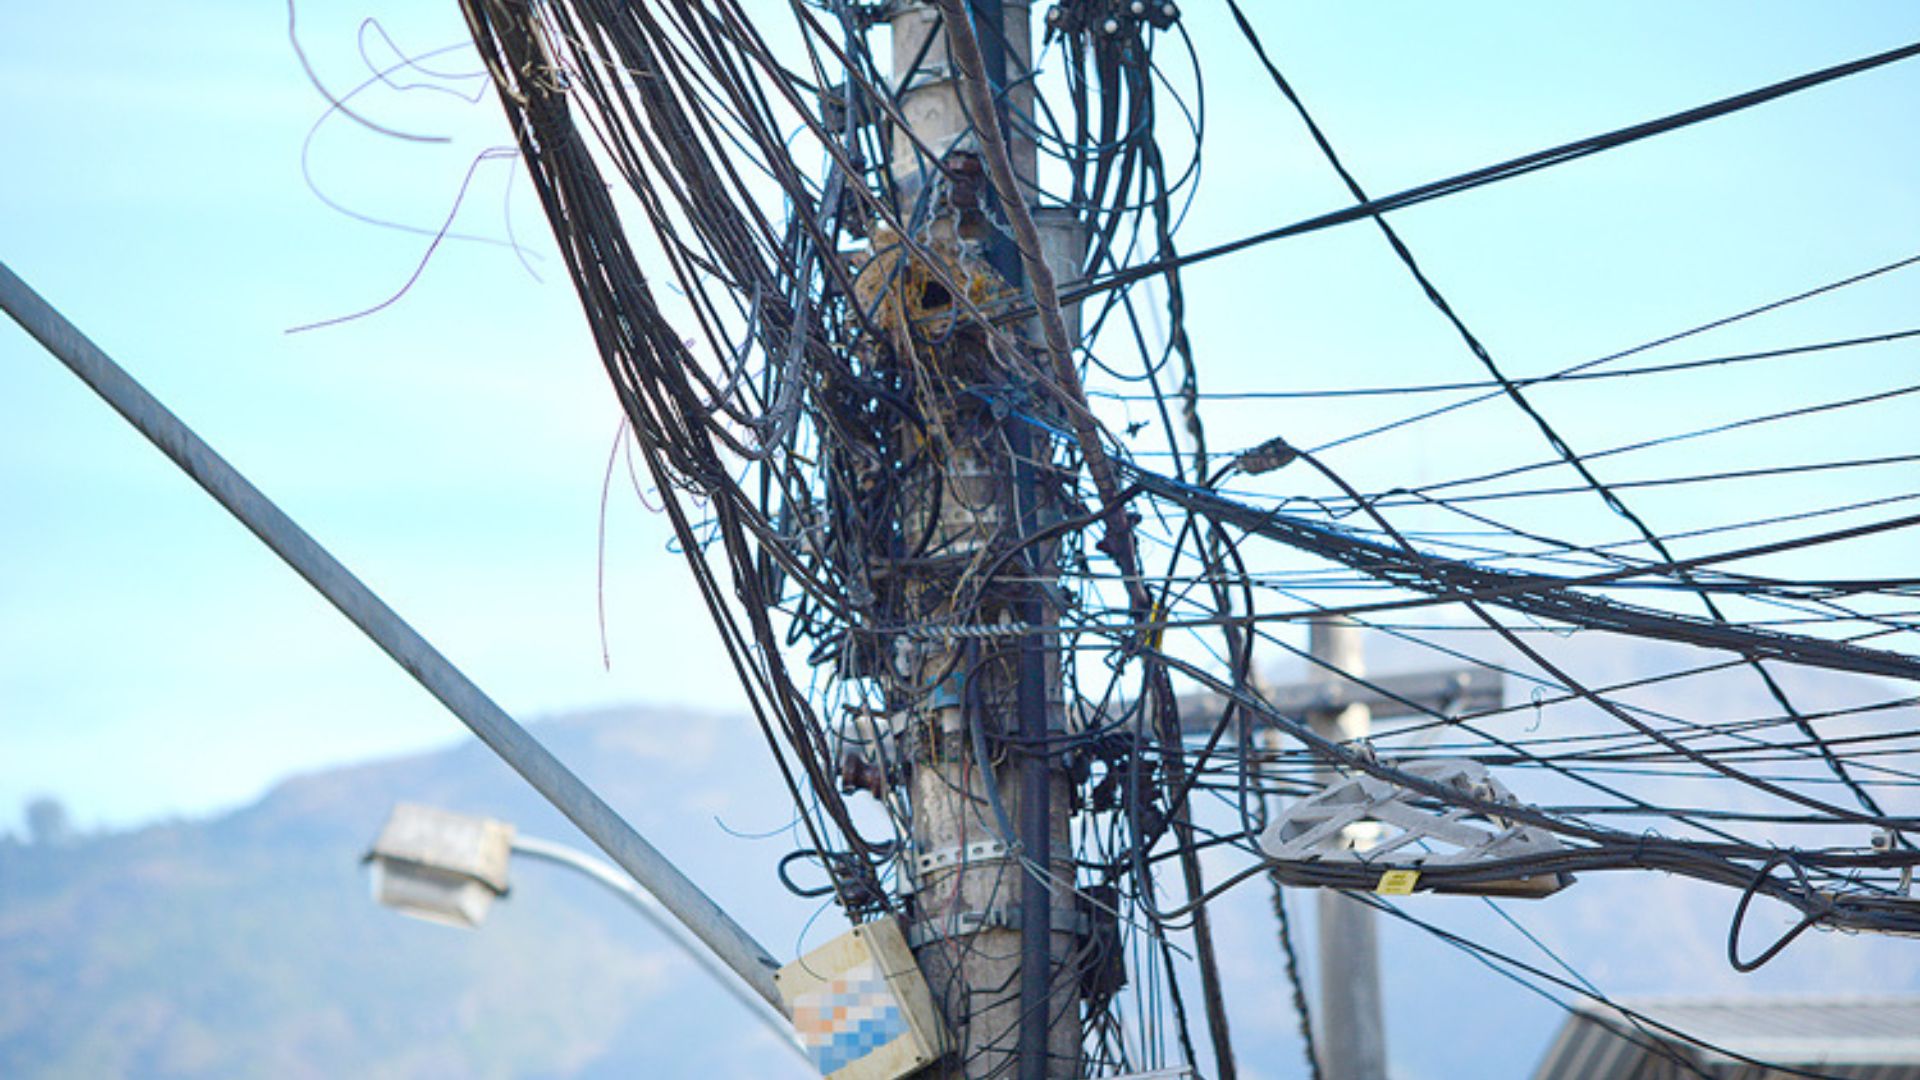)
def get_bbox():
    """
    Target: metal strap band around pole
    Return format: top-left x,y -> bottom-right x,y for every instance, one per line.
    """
0,259 -> 787,1014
